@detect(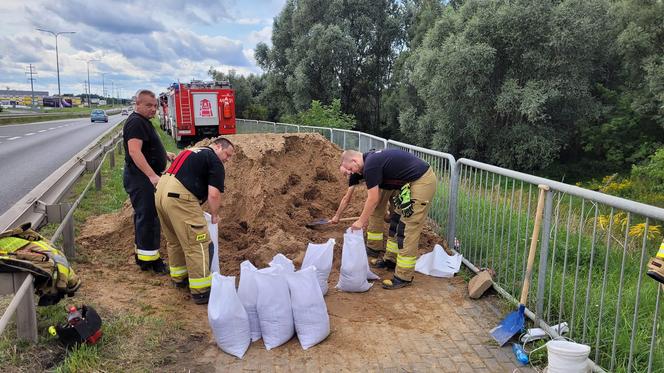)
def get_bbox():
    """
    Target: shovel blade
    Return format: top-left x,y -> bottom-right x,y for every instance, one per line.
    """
305,219 -> 330,228
490,304 -> 525,346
